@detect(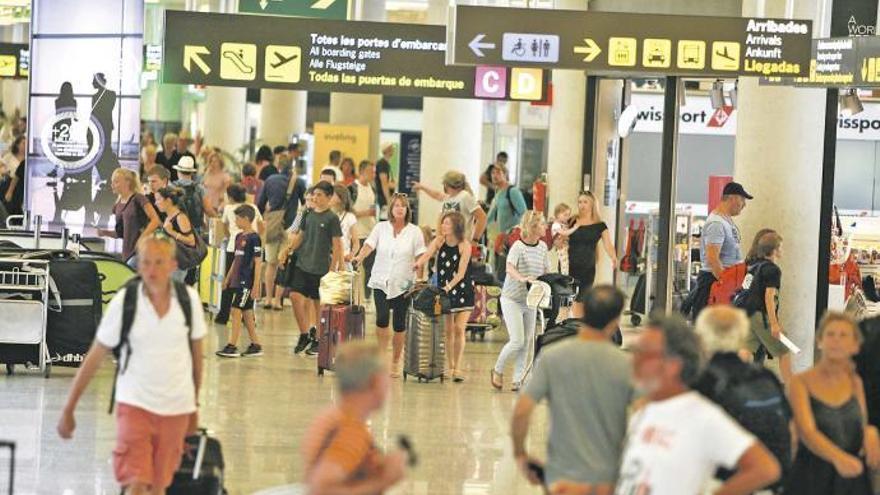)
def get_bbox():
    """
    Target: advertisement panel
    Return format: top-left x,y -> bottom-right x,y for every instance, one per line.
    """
26,0 -> 143,232
313,123 -> 369,183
